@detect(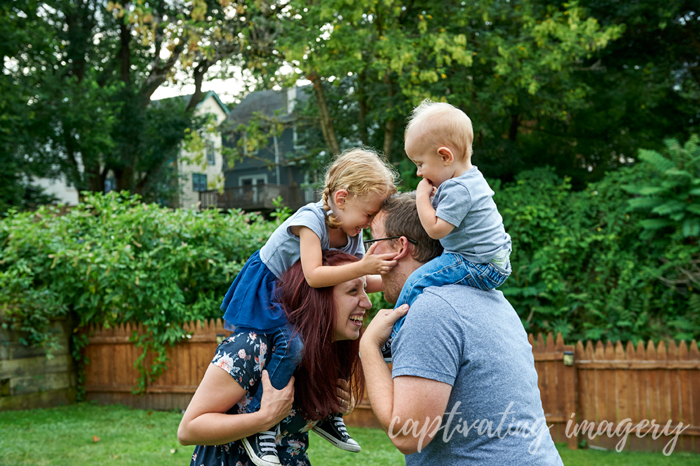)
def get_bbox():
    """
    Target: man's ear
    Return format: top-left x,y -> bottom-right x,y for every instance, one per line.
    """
333,189 -> 349,209
437,146 -> 455,166
392,237 -> 413,260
